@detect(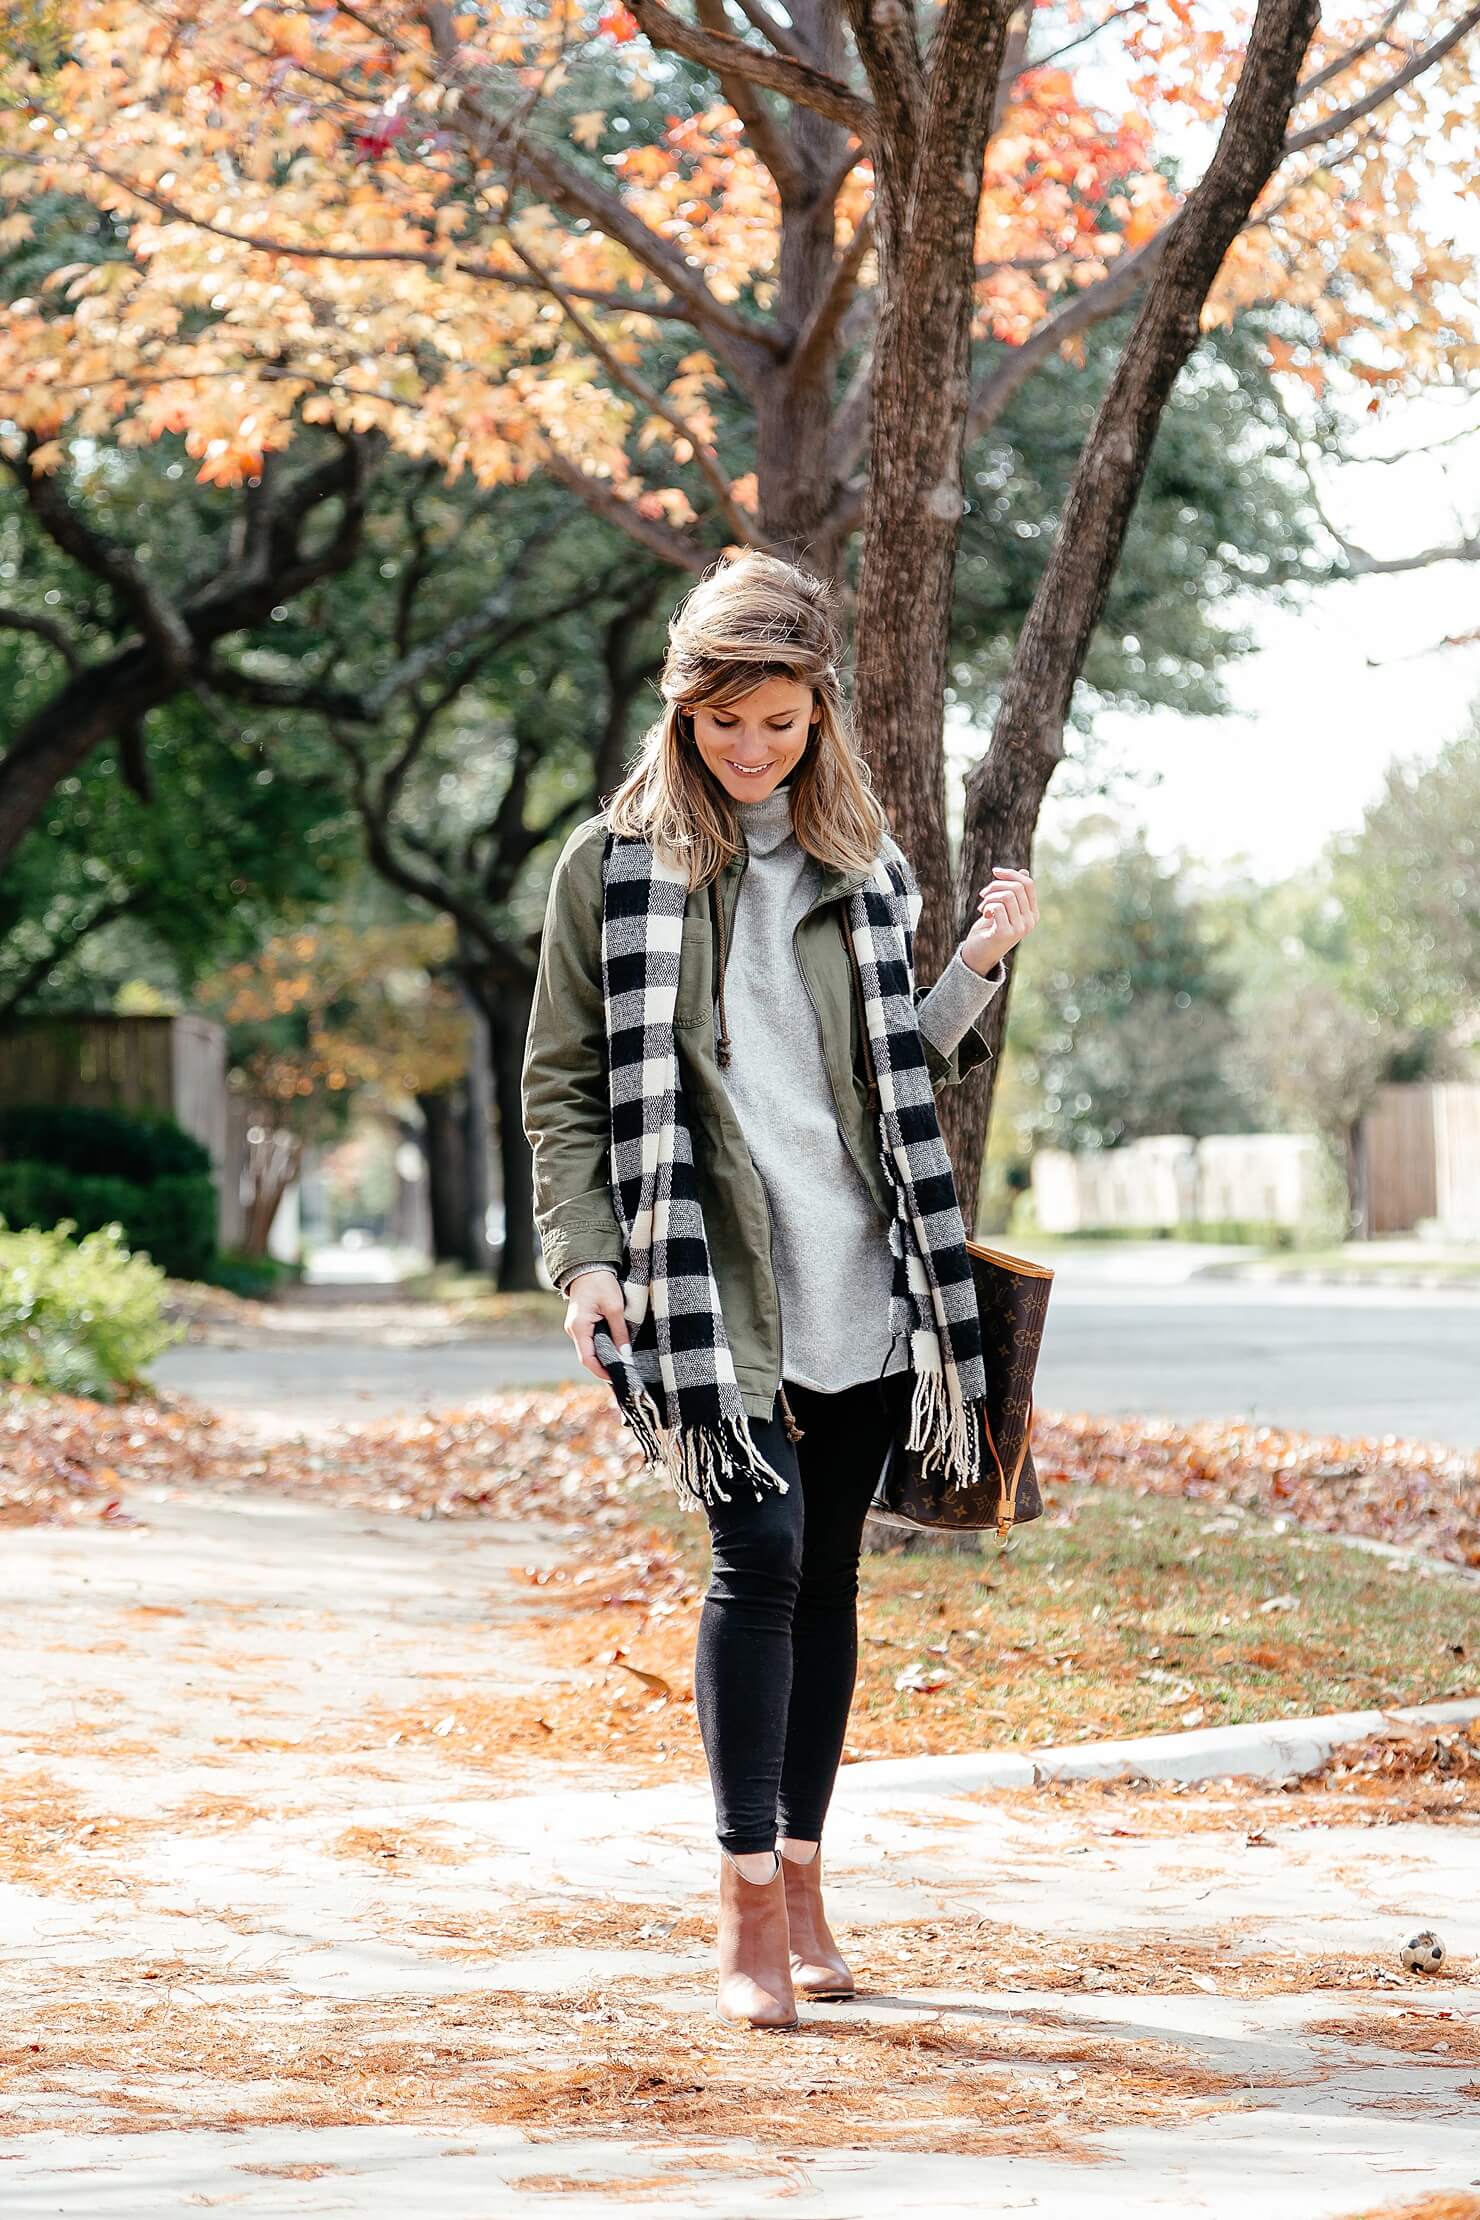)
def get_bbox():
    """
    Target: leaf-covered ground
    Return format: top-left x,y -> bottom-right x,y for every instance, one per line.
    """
4,1382 -> 1476,1780
4,1401 -> 1477,2209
